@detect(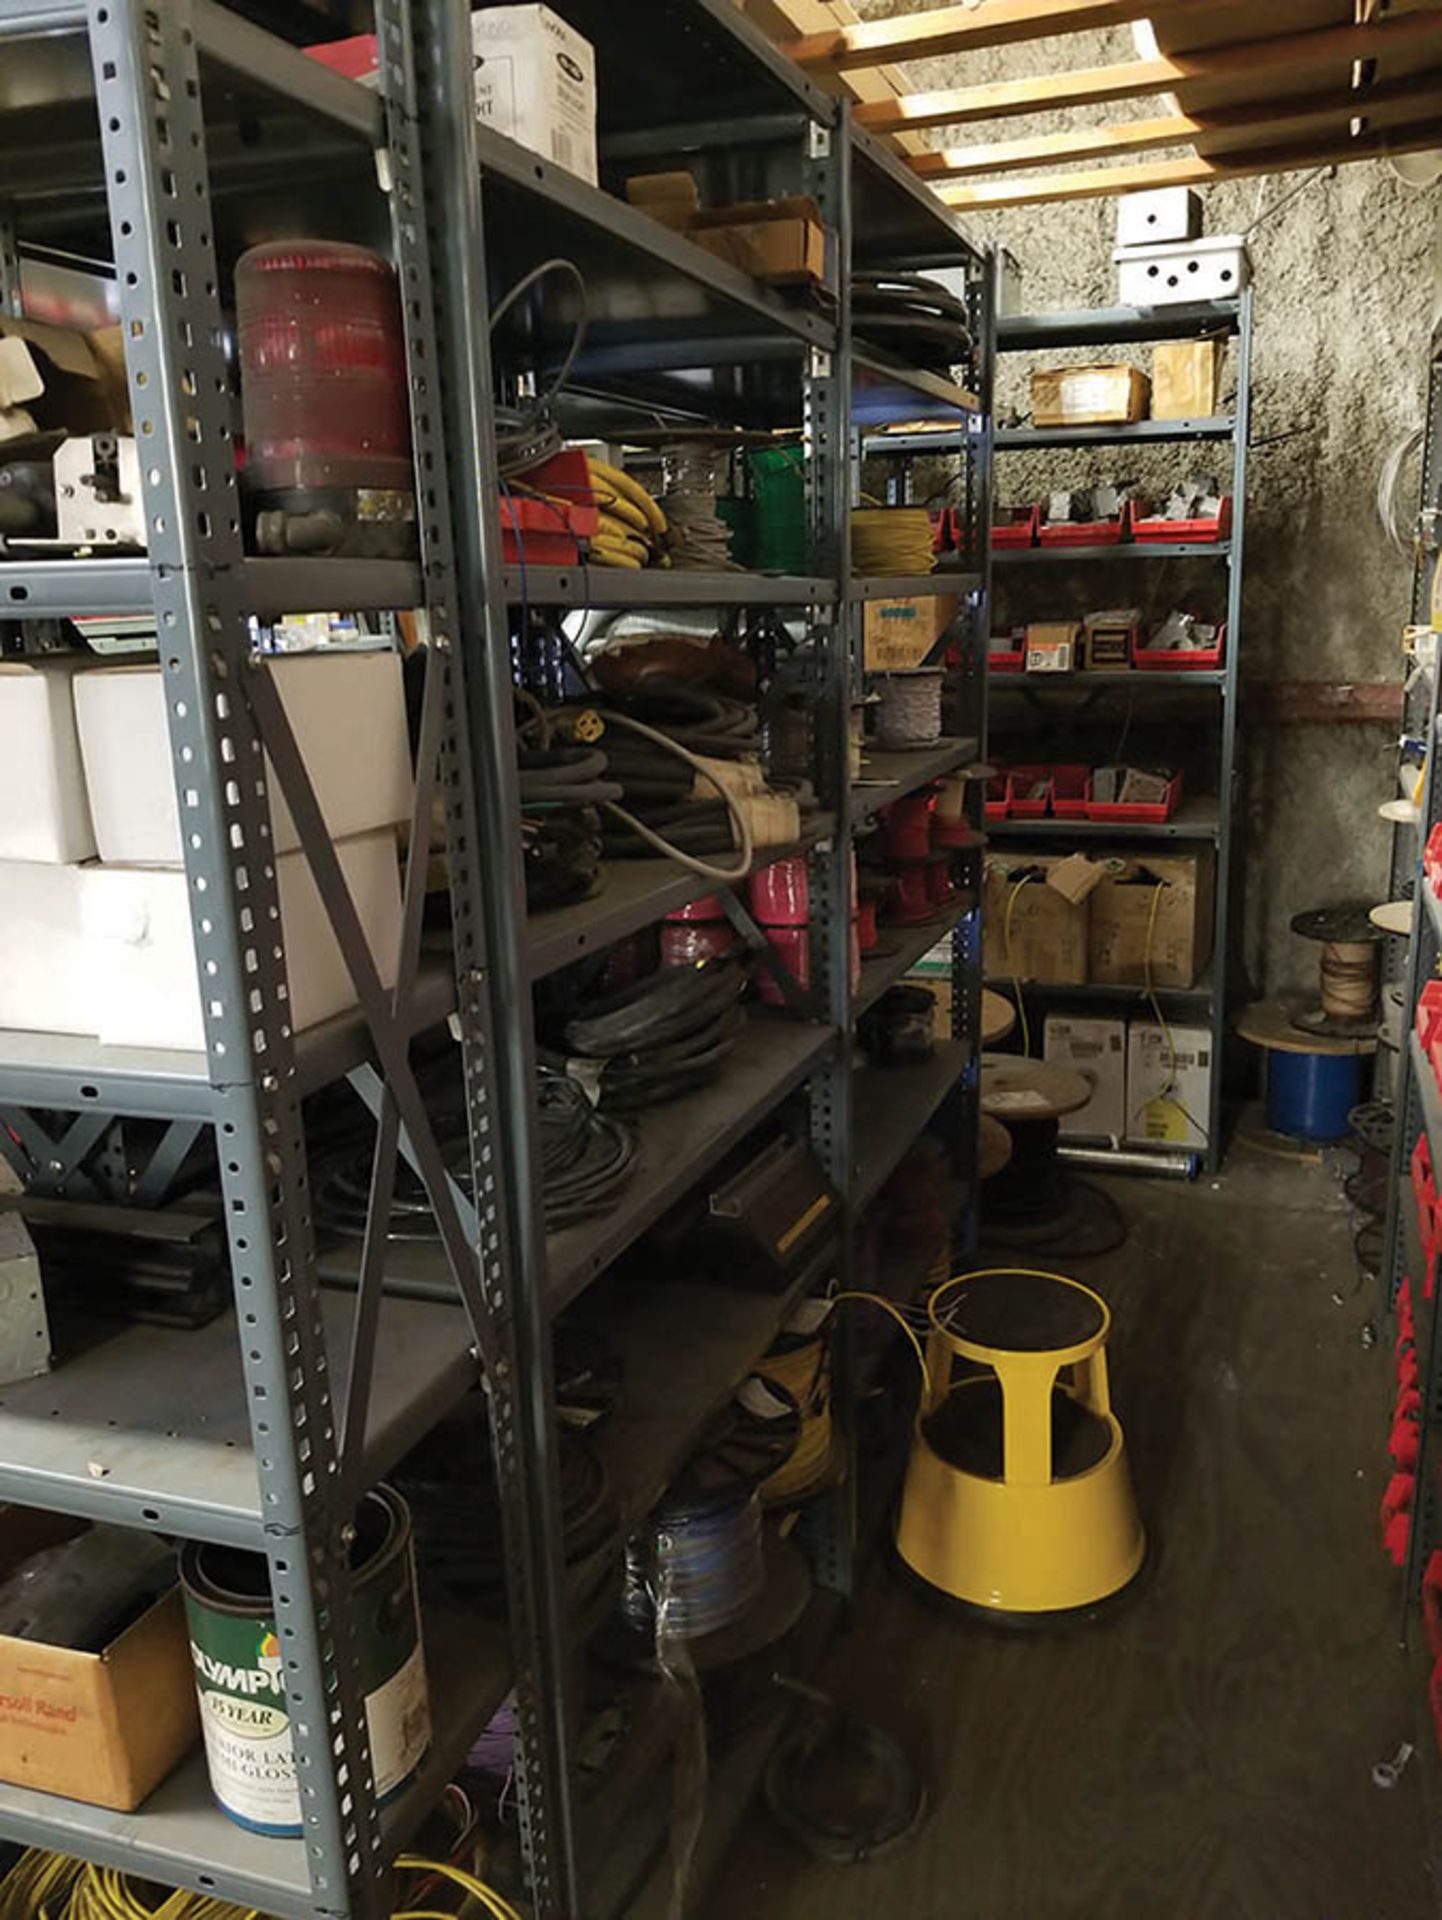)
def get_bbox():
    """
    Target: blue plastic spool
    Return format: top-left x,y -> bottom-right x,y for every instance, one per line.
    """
1266,1047 -> 1364,1142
